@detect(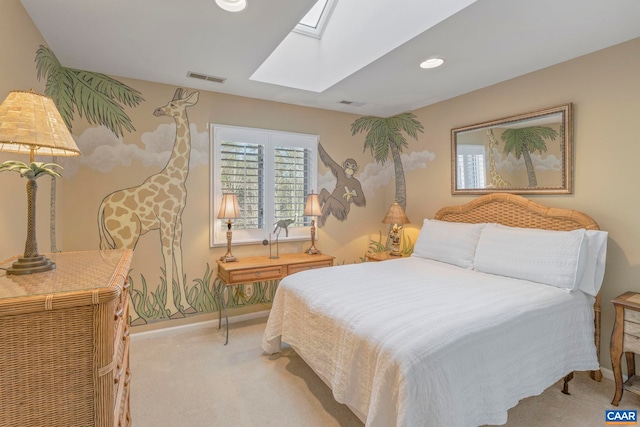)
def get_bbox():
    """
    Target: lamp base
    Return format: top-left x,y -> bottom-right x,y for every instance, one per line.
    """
388,250 -> 402,257
220,254 -> 238,263
7,255 -> 56,275
305,245 -> 321,255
